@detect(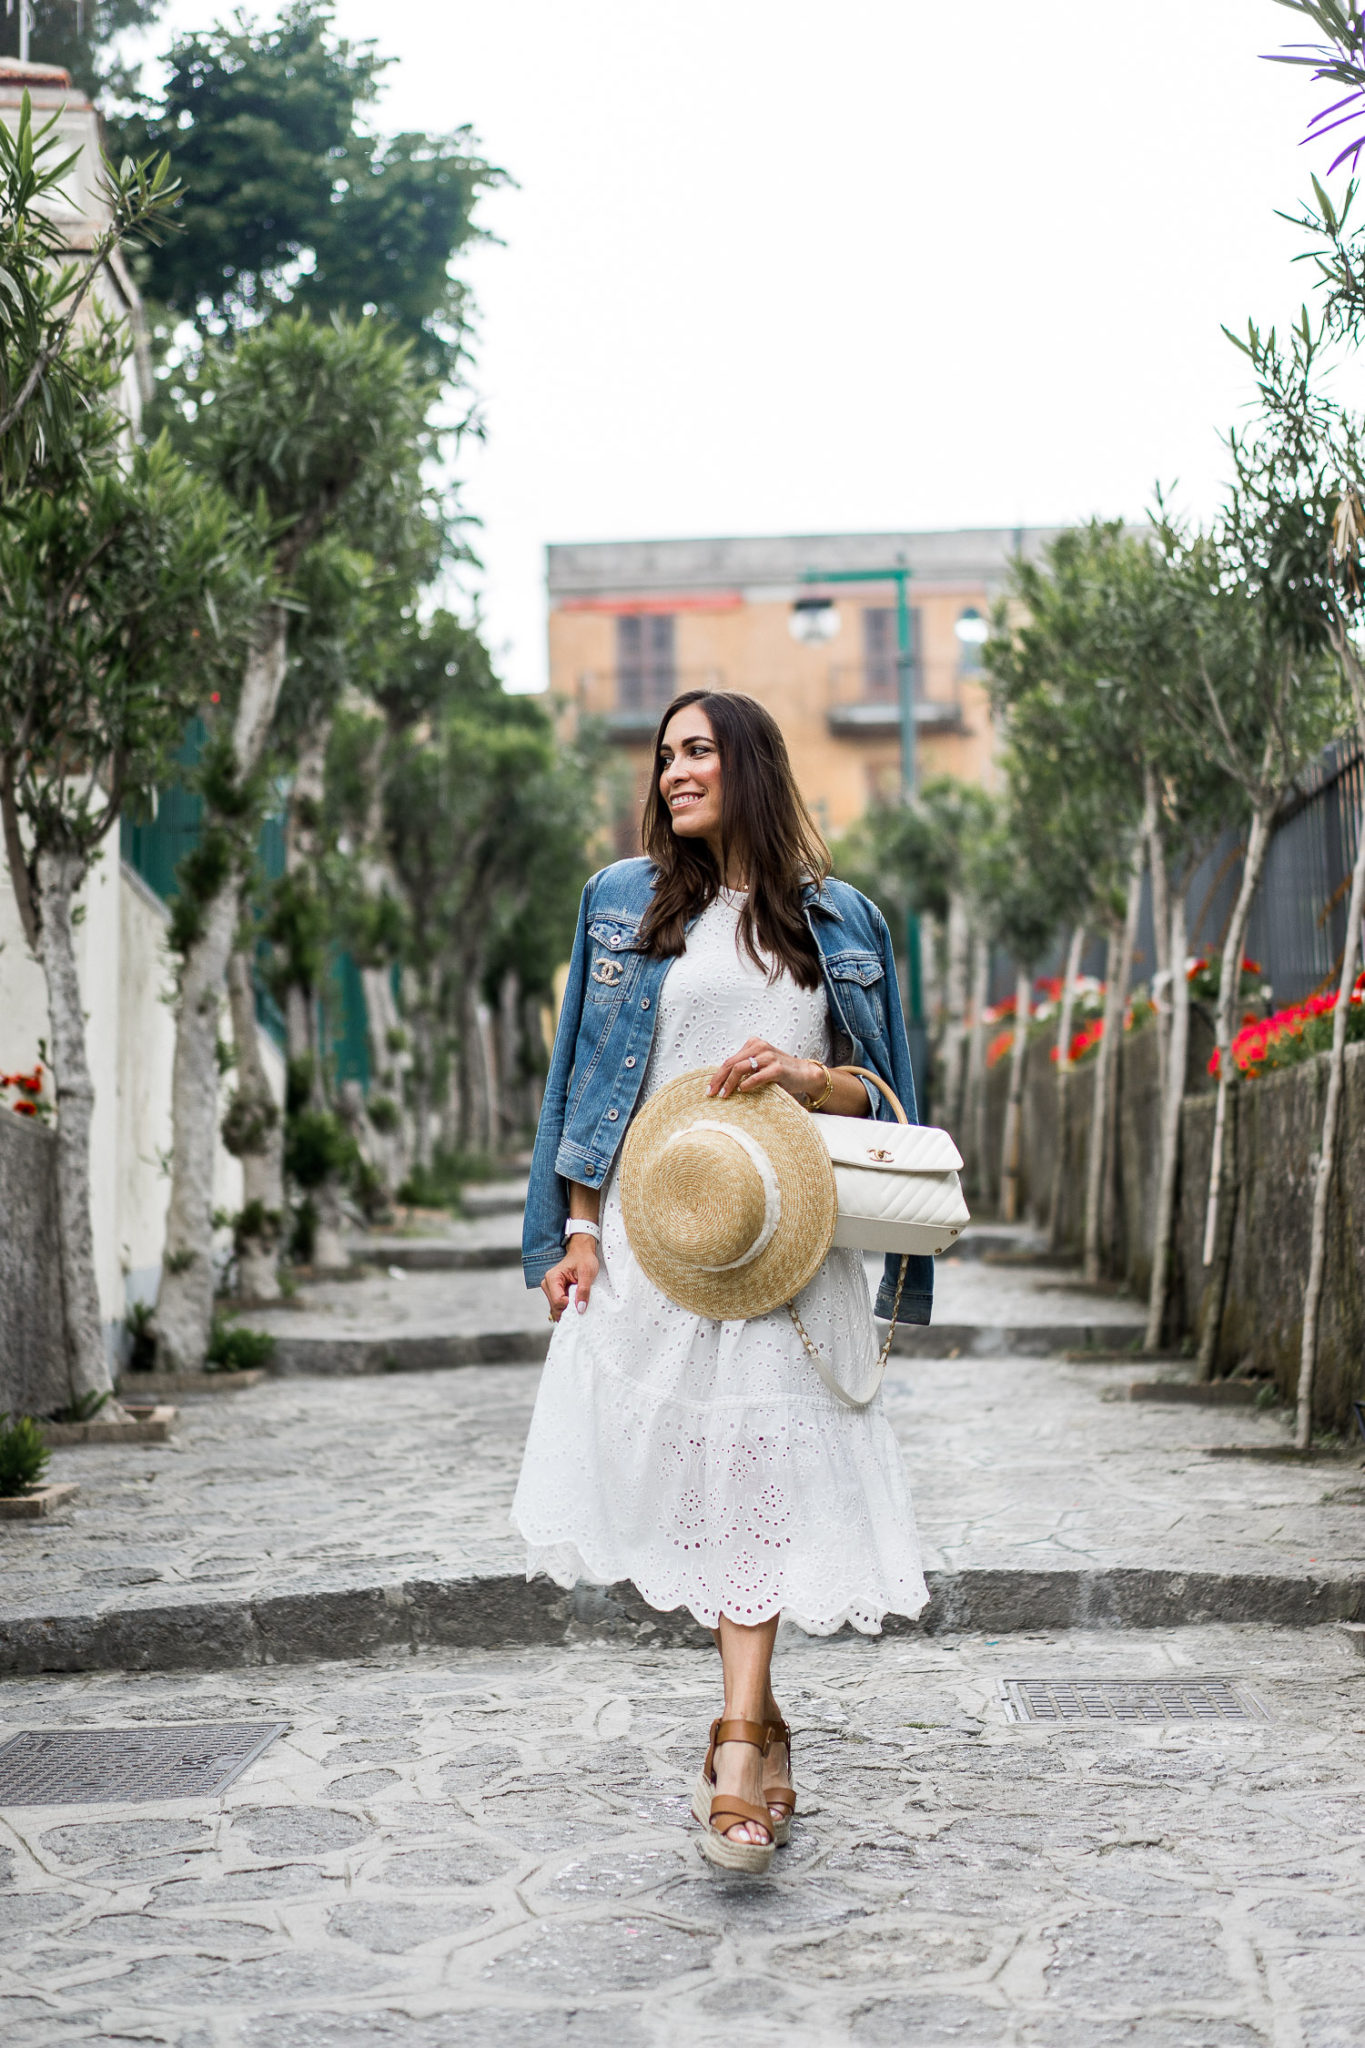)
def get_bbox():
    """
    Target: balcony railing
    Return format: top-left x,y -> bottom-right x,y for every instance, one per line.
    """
825,661 -> 967,740
574,670 -> 725,742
